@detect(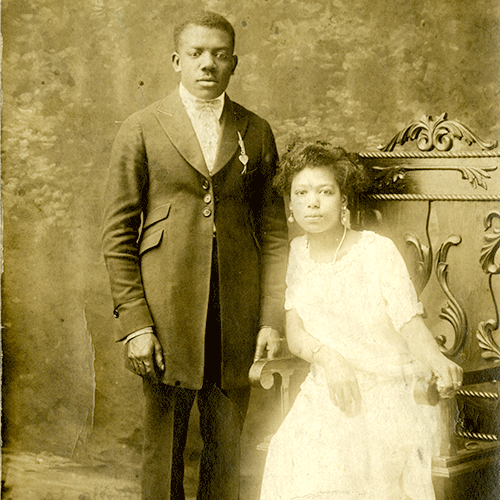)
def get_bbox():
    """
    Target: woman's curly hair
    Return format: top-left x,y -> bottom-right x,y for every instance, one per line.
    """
273,140 -> 369,204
